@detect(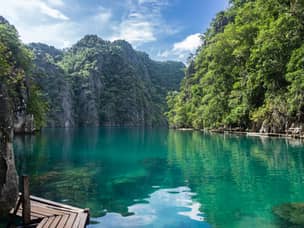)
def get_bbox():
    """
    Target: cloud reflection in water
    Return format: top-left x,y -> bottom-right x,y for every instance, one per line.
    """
89,186 -> 210,227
